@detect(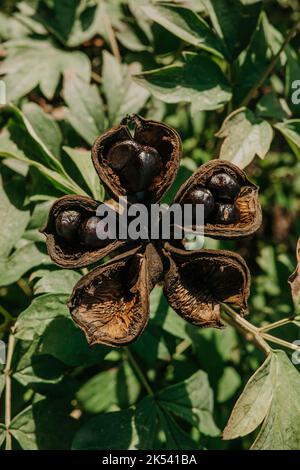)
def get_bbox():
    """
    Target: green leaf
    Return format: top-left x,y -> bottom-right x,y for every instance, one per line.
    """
140,4 -> 226,58
150,287 -> 189,340
0,106 -> 86,195
0,172 -> 30,260
217,367 -> 242,403
63,147 -> 105,201
131,323 -> 175,364
223,354 -> 273,440
10,395 -> 78,450
252,351 -> 300,450
77,363 -> 140,414
285,45 -> 300,116
0,424 -> 6,447
15,294 -> 70,342
234,12 -> 284,103
39,314 -> 110,367
135,52 -> 232,114
15,293 -> 110,367
32,269 -> 81,295
63,75 -> 105,146
22,102 -> 62,159
274,120 -> 300,159
102,51 -> 150,125
0,242 -> 50,287
256,92 -> 288,121
0,39 -> 91,101
72,409 -> 136,450
217,108 -> 273,168
0,11 -> 30,40
37,0 -> 80,43
12,339 -> 65,387
134,396 -> 157,449
224,351 -> 300,449
204,0 -> 262,59
157,408 -> 200,450
157,370 -> 220,437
